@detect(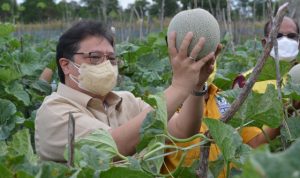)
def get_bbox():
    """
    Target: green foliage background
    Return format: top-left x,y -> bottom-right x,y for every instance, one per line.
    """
0,23 -> 300,178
